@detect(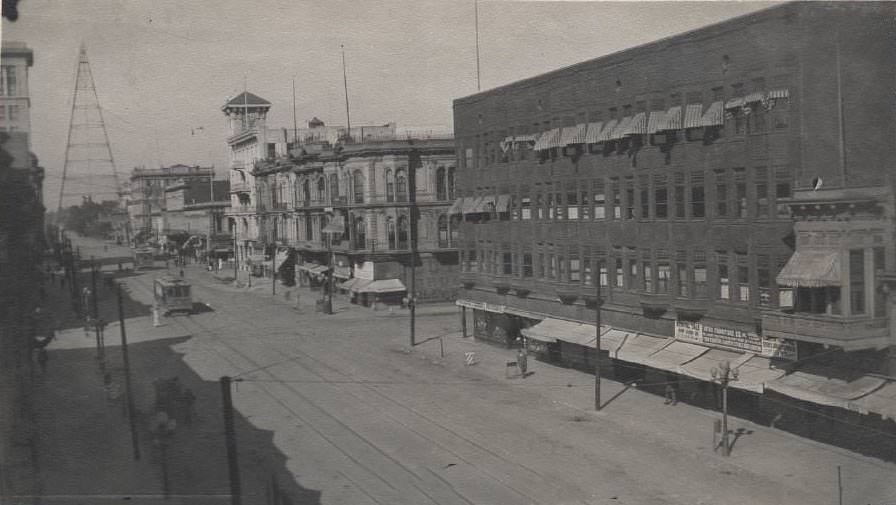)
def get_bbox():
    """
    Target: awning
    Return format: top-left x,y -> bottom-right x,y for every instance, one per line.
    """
662,106 -> 682,131
583,121 -> 604,144
767,370 -> 886,411
646,111 -> 668,134
495,194 -> 511,213
733,356 -> 786,394
338,277 -> 359,290
616,333 -> 671,364
521,318 -> 577,344
461,196 -> 483,215
534,128 -> 562,150
600,328 -> 636,358
597,119 -> 618,142
478,195 -> 497,214
678,348 -> 745,382
350,279 -> 373,293
554,322 -> 597,347
776,250 -> 841,287
448,198 -> 465,215
608,116 -> 633,140
333,266 -> 352,279
725,97 -> 745,110
701,101 -> 724,127
767,89 -> 790,100
309,264 -> 329,276
626,112 -> 647,135
744,91 -> 766,103
643,340 -> 709,373
559,123 -> 589,145
851,380 -> 896,420
683,104 -> 704,129
362,278 -> 406,294
513,134 -> 539,147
